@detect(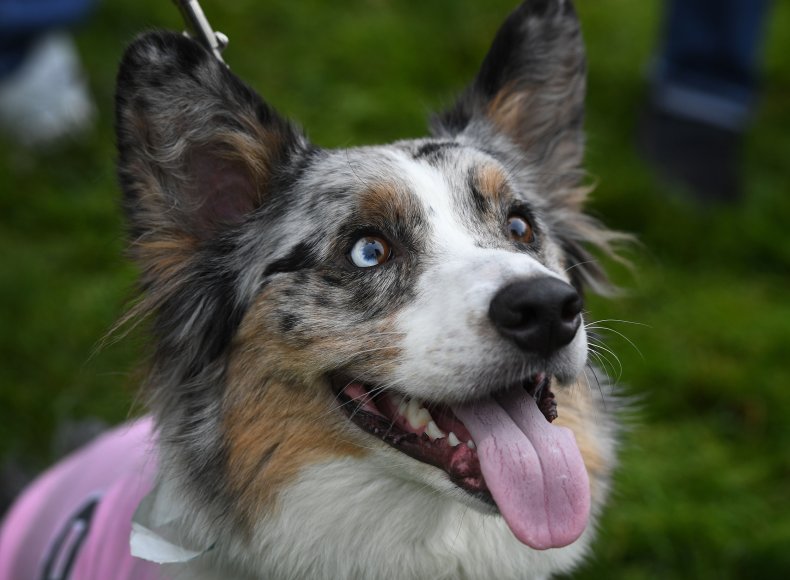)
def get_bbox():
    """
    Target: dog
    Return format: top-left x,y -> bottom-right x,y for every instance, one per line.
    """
0,1 -> 624,578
